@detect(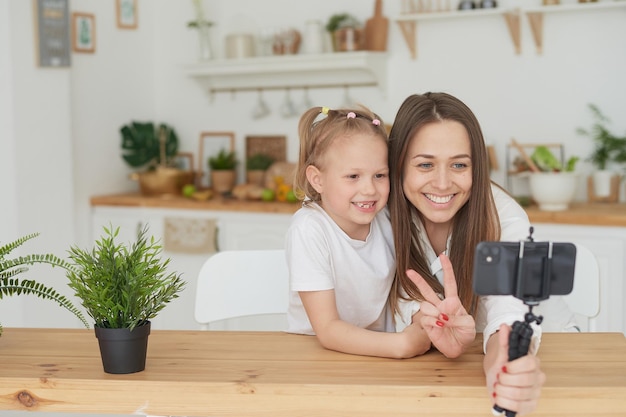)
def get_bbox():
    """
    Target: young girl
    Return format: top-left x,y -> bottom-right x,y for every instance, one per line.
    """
286,106 -> 429,358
